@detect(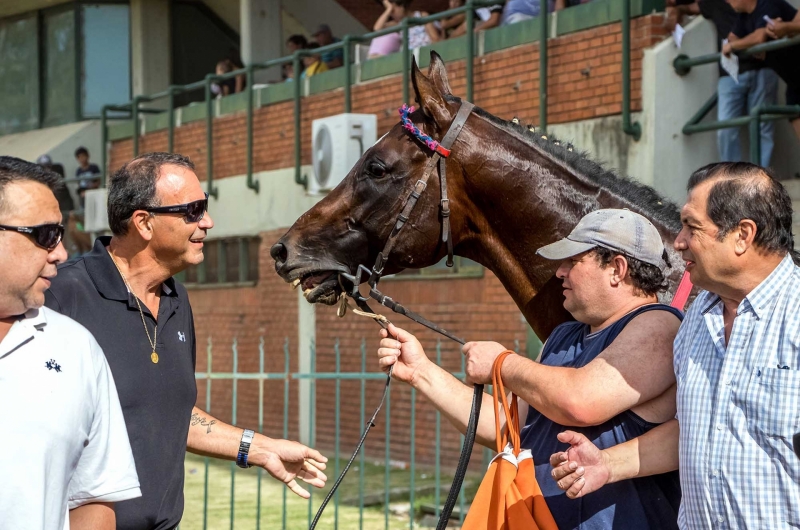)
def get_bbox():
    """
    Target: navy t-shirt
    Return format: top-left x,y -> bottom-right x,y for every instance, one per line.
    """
731,0 -> 797,37
520,304 -> 683,530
